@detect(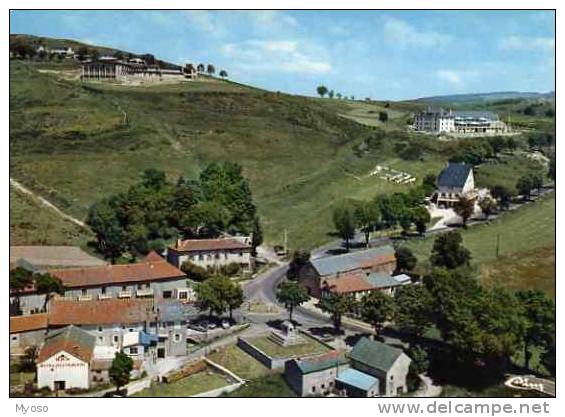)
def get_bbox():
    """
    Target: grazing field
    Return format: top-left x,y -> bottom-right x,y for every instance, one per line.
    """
222,374 -> 297,397
131,370 -> 232,397
405,192 -> 555,297
9,187 -> 91,246
208,345 -> 271,380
